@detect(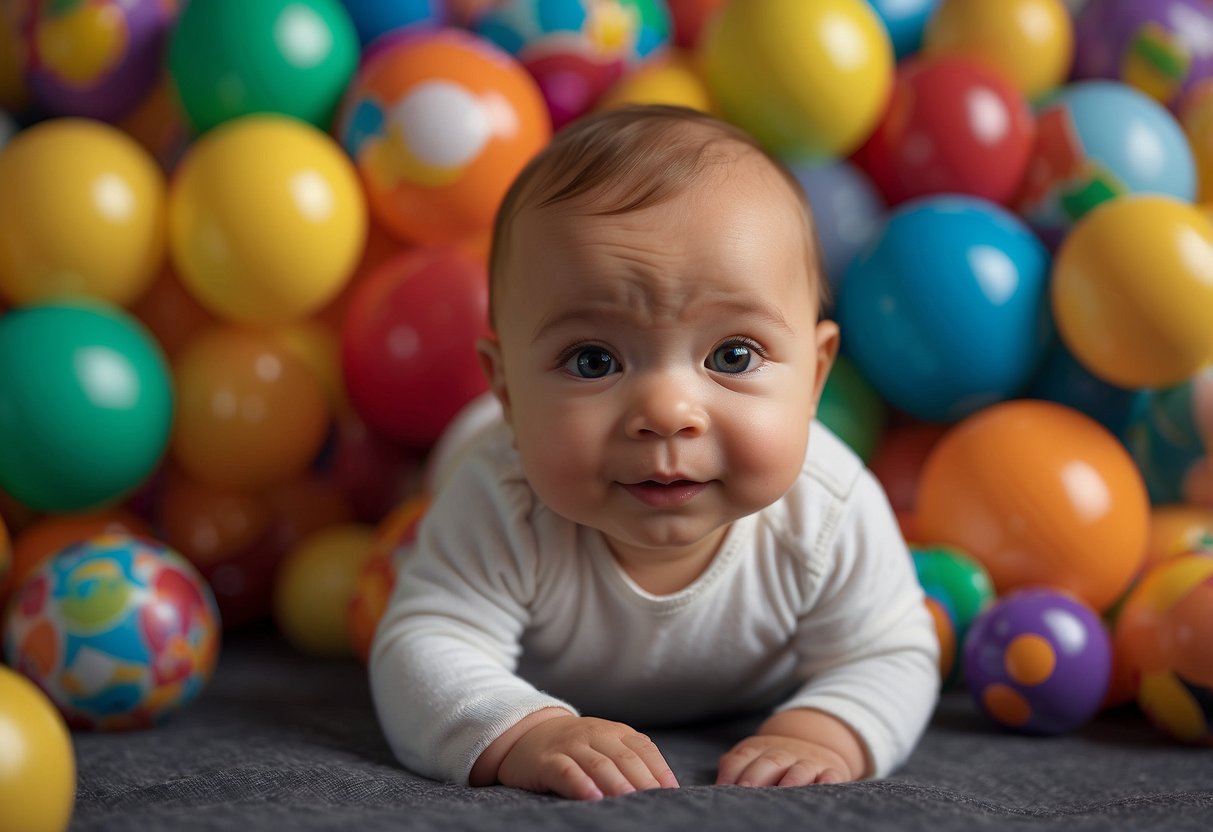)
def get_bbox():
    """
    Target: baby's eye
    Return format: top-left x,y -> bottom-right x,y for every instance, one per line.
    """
708,341 -> 758,374
565,347 -> 619,379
